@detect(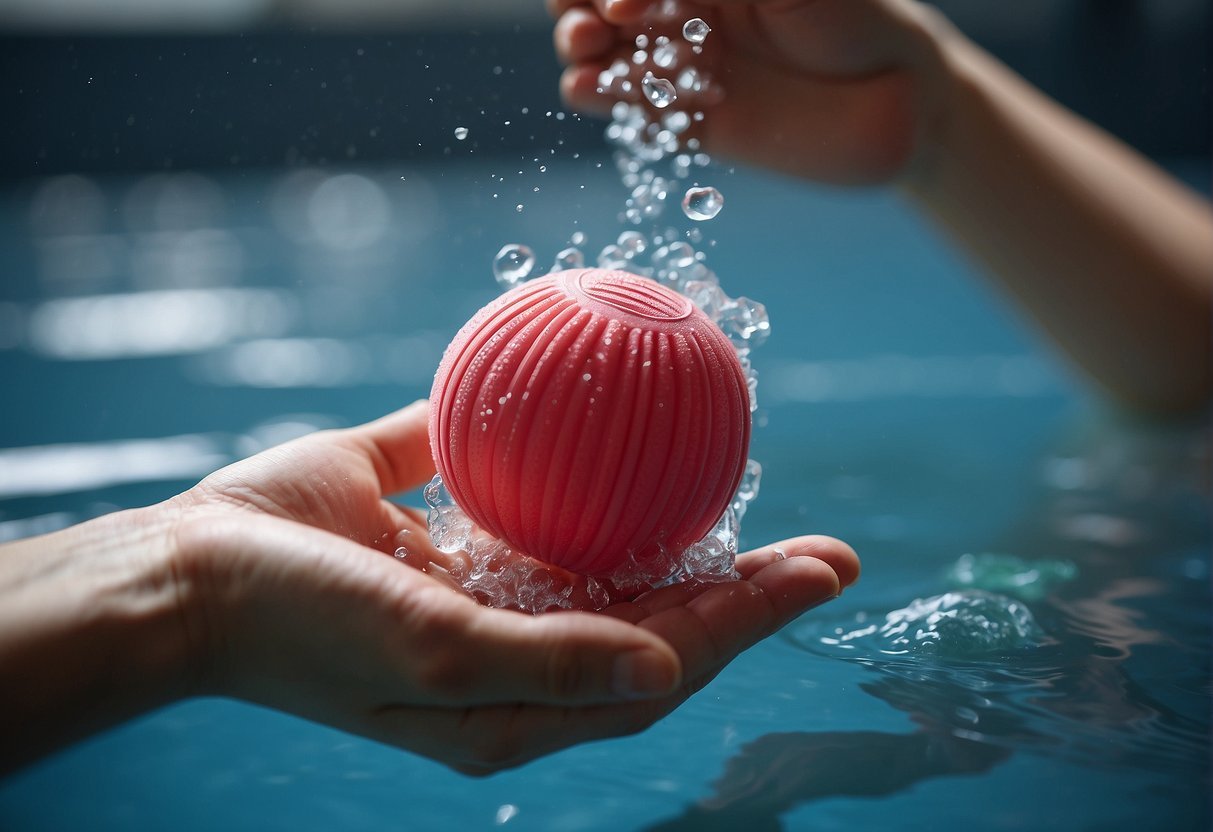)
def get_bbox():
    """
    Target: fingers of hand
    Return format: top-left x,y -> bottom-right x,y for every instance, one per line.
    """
335,399 -> 436,496
367,695 -> 667,775
414,606 -> 682,706
736,535 -> 860,590
547,0 -> 650,25
554,6 -> 617,64
614,539 -> 854,687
